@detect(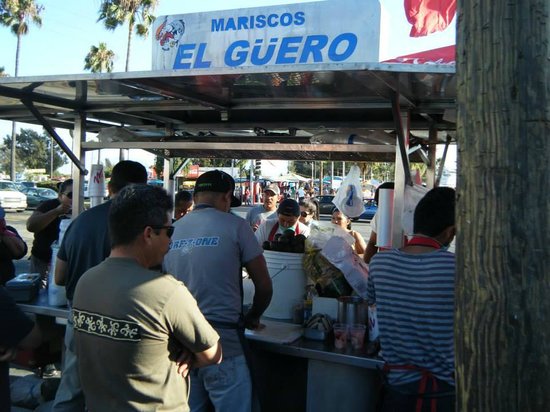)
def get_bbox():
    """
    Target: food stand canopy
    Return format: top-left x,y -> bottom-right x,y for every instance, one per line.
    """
0,64 -> 455,163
